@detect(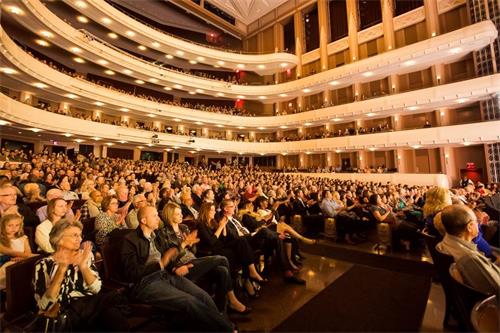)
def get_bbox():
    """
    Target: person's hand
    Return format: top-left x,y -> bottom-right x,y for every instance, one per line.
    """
76,241 -> 93,269
184,230 -> 200,247
73,209 -> 81,222
53,250 -> 72,268
174,263 -> 193,277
